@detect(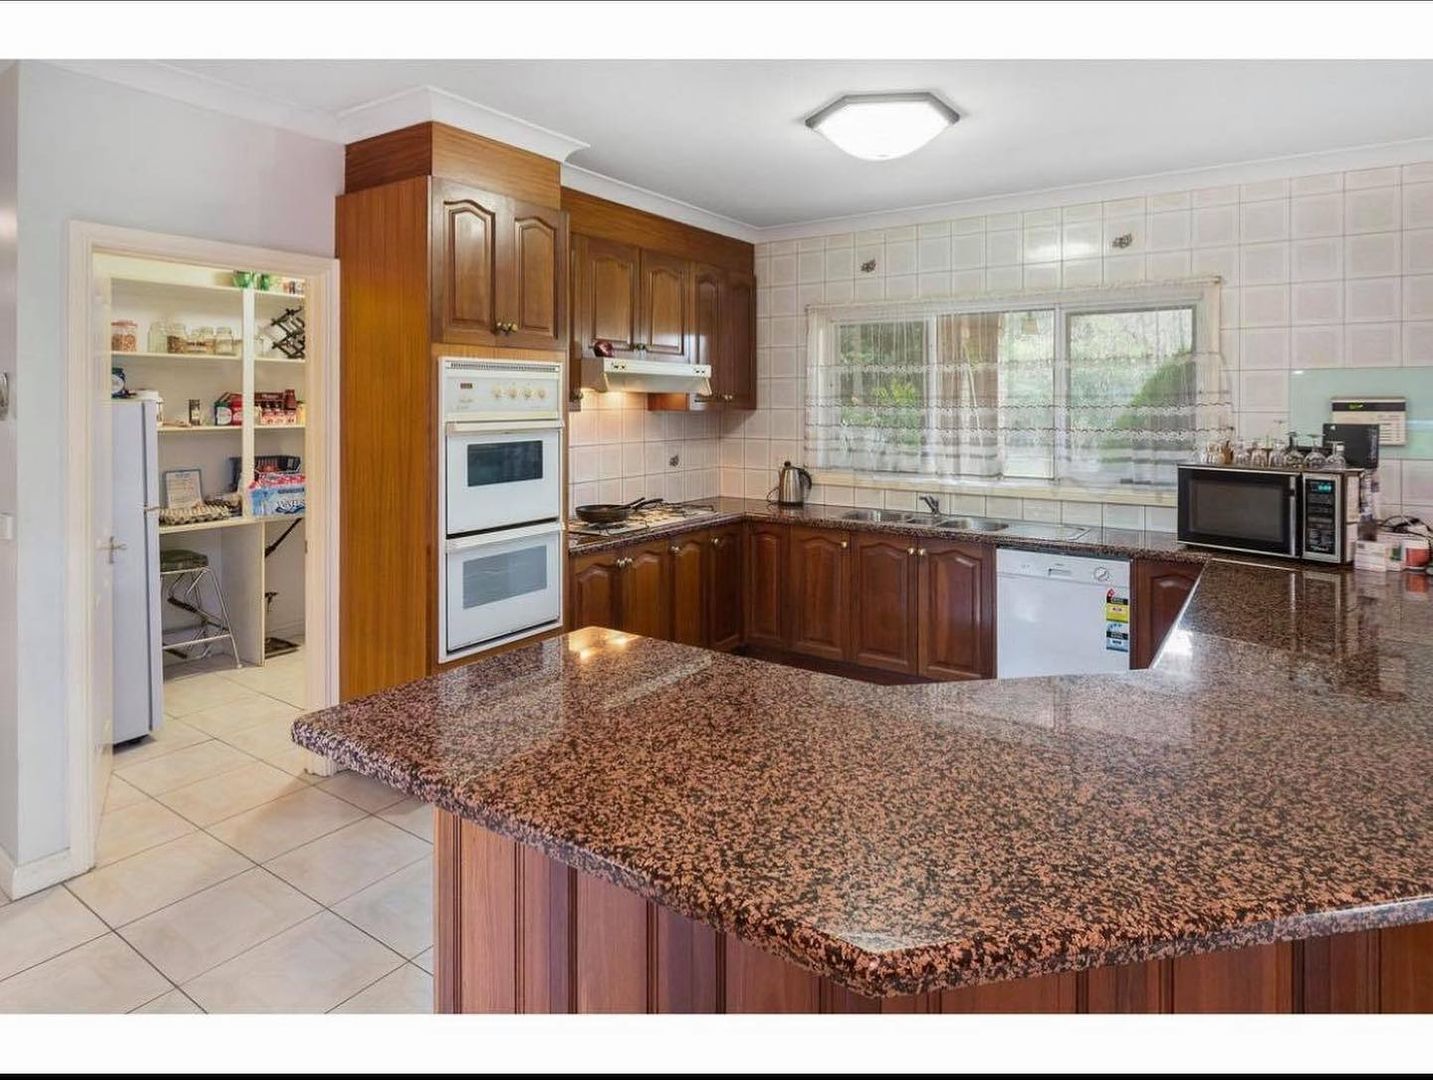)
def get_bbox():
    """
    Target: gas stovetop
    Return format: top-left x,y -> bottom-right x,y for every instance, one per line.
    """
569,502 -> 719,538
